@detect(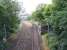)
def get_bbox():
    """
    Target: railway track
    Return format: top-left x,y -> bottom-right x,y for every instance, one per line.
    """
7,21 -> 42,50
